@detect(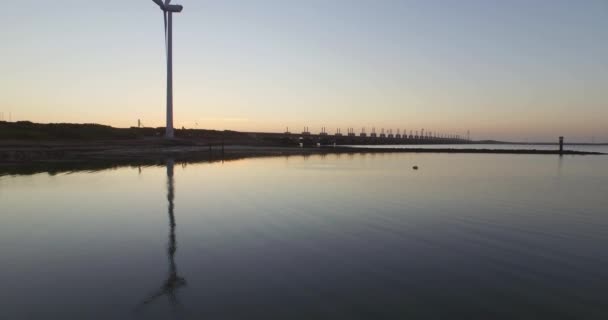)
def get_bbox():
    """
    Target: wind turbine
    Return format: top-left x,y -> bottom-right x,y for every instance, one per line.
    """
151,0 -> 184,139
